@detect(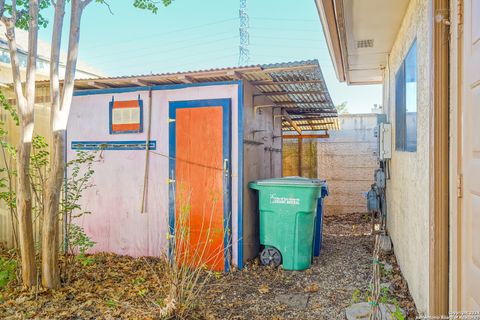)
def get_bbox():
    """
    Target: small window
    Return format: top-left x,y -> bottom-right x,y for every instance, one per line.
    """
395,40 -> 417,152
109,98 -> 143,134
